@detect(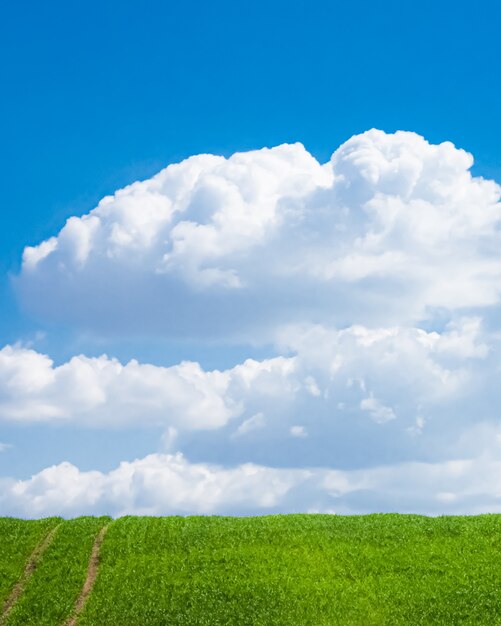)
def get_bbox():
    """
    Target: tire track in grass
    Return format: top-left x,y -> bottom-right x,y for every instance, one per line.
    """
0,523 -> 61,625
63,524 -> 109,626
